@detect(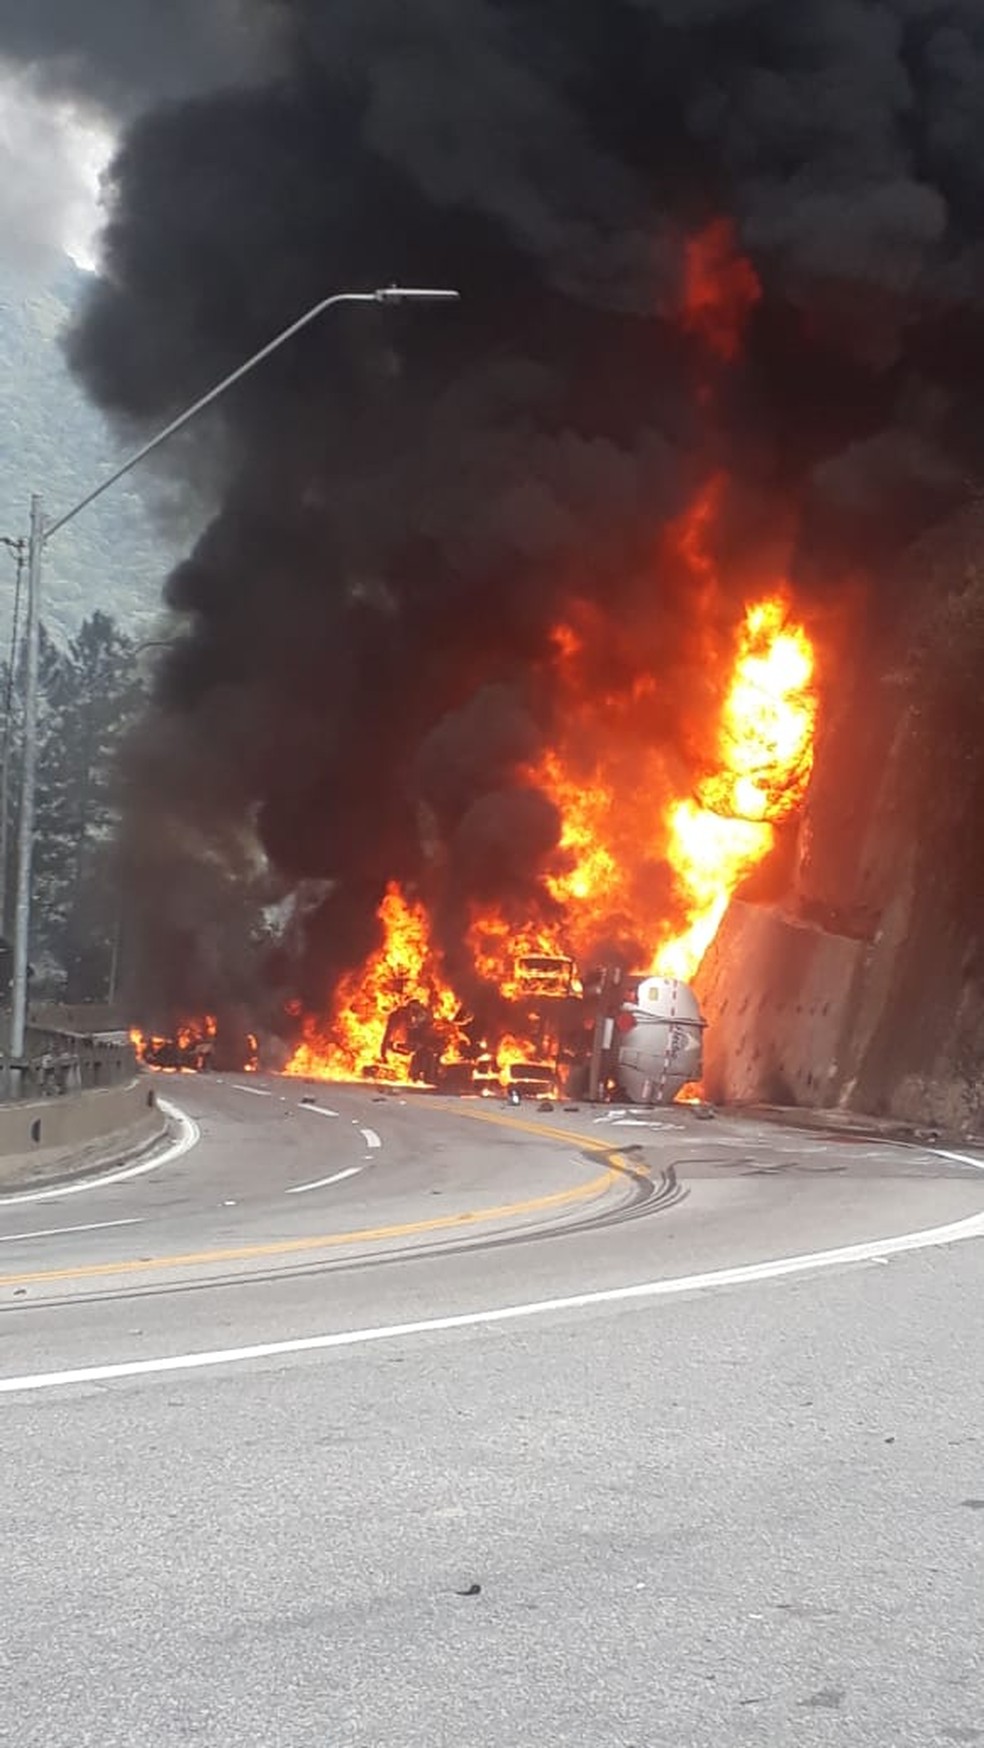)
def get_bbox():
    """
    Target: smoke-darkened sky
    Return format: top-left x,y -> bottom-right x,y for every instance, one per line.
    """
0,0 -> 285,108
7,0 -> 984,1024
